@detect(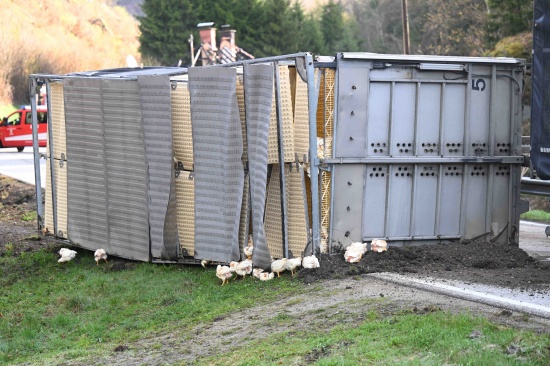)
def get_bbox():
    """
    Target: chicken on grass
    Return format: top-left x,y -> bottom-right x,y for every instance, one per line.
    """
94,249 -> 108,265
58,248 -> 77,263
